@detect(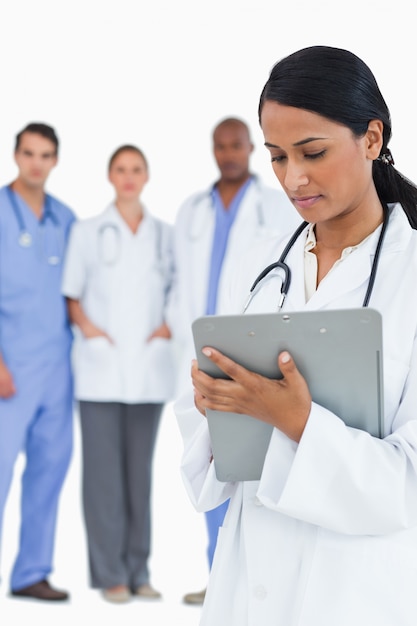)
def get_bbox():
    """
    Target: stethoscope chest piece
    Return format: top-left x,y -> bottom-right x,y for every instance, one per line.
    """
18,231 -> 32,247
